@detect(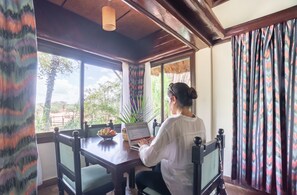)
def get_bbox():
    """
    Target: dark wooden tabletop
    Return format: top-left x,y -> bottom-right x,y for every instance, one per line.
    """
80,133 -> 142,195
